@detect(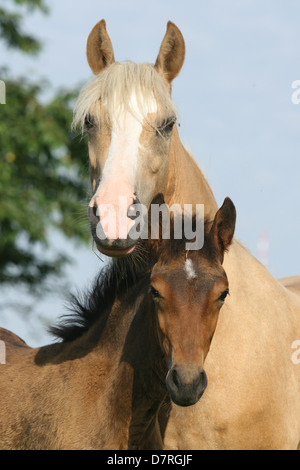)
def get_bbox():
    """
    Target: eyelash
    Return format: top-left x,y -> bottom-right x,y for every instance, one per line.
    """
84,115 -> 176,135
156,119 -> 176,137
218,289 -> 229,302
84,115 -> 95,131
150,286 -> 161,300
